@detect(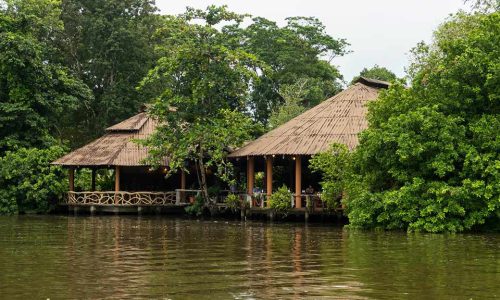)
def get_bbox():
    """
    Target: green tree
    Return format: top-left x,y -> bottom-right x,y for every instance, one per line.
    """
140,6 -> 262,202
58,0 -> 160,145
0,146 -> 68,214
350,64 -> 397,85
310,143 -> 352,209
242,16 -> 348,124
268,78 -> 309,129
342,10 -> 500,232
0,0 -> 92,152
